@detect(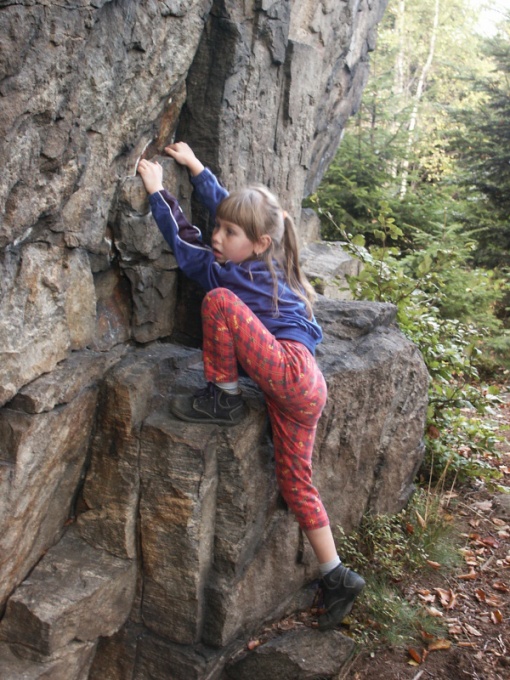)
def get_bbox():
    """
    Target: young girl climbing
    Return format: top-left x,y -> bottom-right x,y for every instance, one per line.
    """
137,142 -> 365,630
